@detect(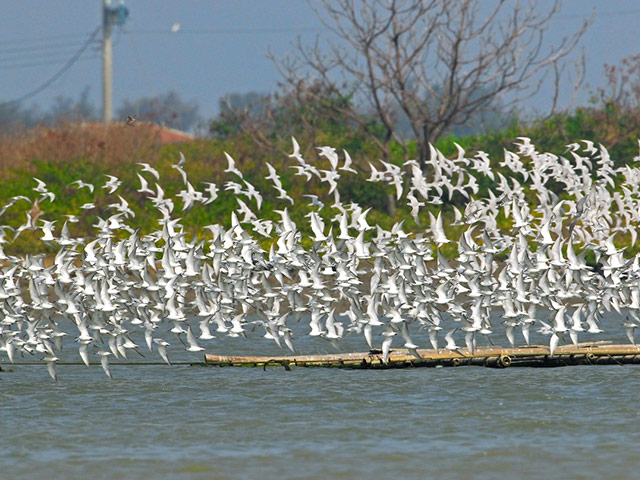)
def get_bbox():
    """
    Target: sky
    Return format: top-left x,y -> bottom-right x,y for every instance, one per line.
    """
1,1 -> 639,128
